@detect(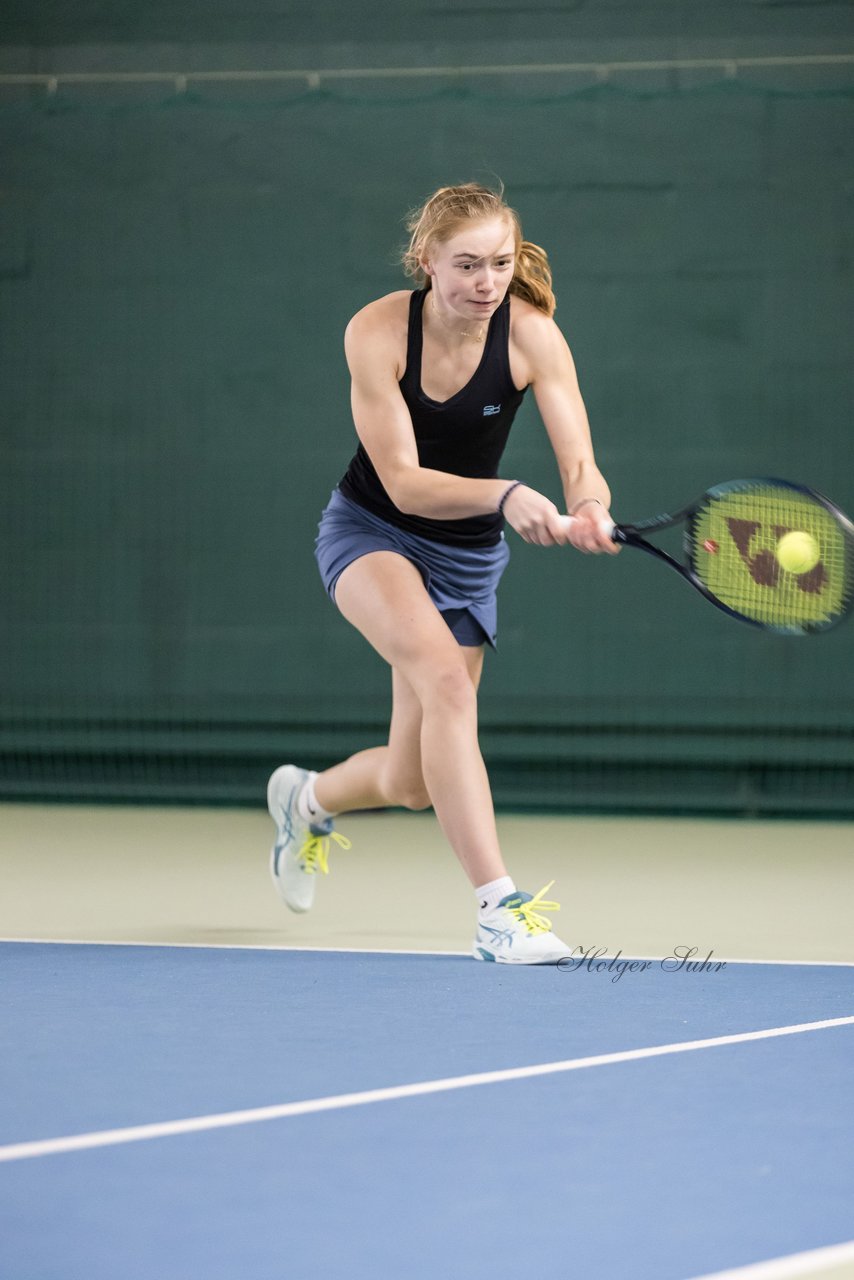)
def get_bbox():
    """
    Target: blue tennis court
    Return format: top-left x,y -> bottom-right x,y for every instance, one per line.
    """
3,937 -> 853,1280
